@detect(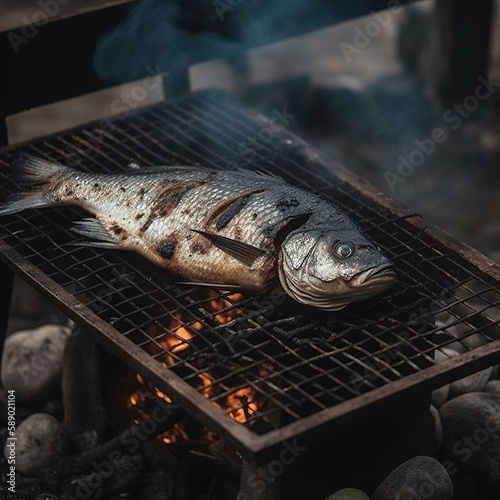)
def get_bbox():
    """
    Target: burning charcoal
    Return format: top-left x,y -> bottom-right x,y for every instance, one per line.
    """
371,456 -> 453,500
439,392 -> 500,488
1,324 -> 70,405
7,413 -> 71,476
448,367 -> 493,399
323,487 -> 370,499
